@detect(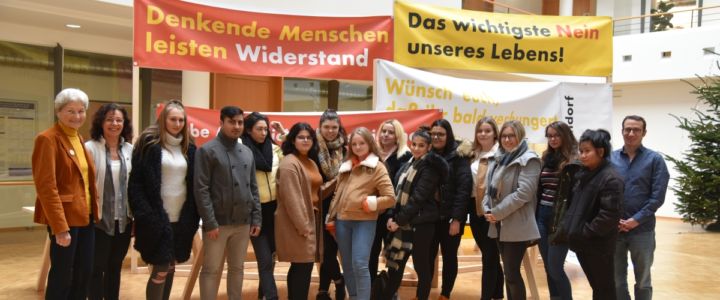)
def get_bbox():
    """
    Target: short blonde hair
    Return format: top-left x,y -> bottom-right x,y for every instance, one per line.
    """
54,88 -> 89,112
